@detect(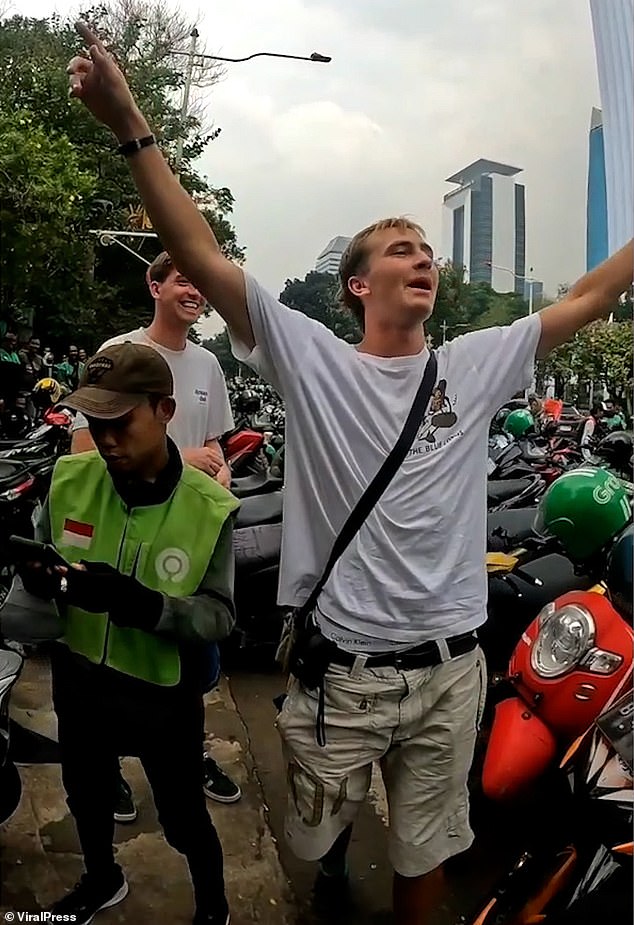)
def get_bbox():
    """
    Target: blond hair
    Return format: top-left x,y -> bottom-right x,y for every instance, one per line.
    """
338,218 -> 426,329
